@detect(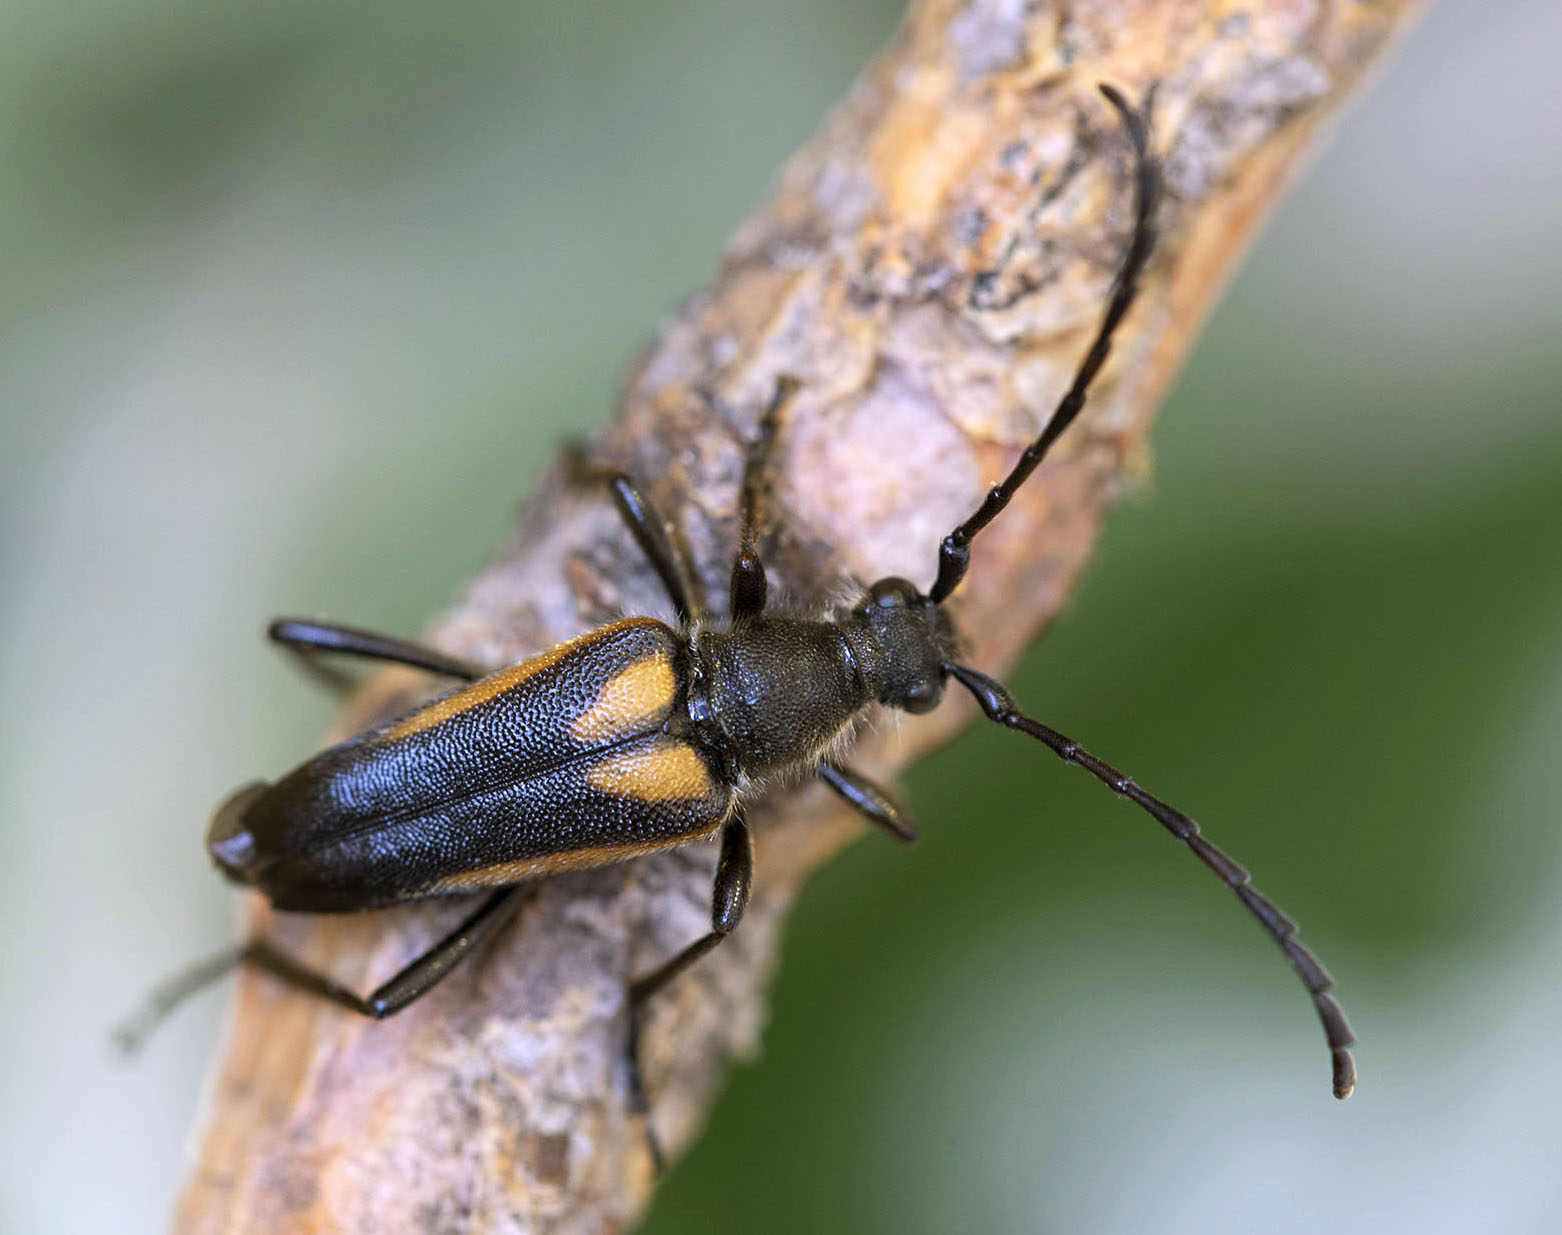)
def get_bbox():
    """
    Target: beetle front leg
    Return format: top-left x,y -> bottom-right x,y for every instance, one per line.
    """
114,888 -> 527,1053
816,761 -> 918,843
626,813 -> 752,1169
727,376 -> 799,622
